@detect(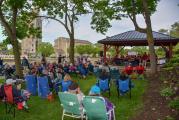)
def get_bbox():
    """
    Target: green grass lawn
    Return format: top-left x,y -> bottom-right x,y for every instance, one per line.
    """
0,75 -> 147,120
